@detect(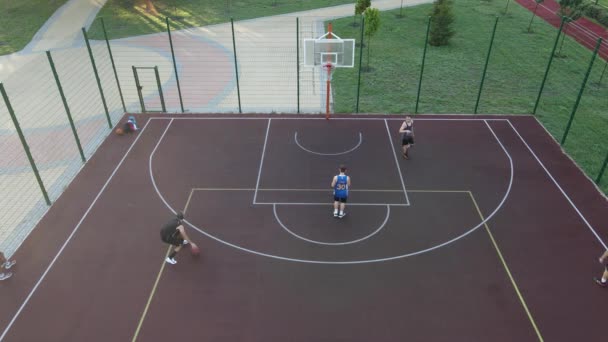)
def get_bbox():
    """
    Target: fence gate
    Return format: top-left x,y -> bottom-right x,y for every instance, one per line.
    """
132,66 -> 166,113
